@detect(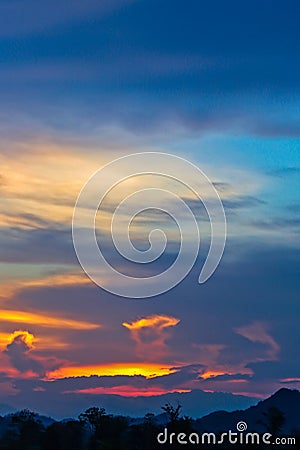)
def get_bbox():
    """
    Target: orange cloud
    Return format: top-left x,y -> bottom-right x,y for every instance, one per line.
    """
200,370 -> 229,380
123,315 -> 180,330
0,146 -> 109,229
0,309 -> 100,330
0,330 -> 36,357
122,314 -> 180,359
0,330 -> 70,351
47,362 -> 177,380
23,272 -> 90,289
3,330 -> 64,379
7,330 -> 35,347
4,330 -> 40,377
